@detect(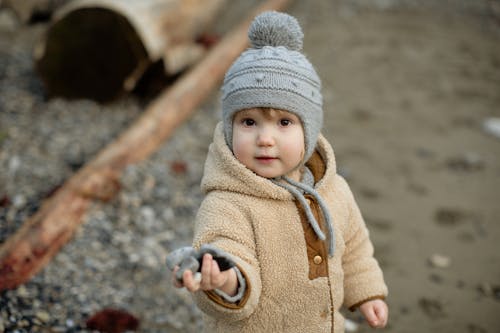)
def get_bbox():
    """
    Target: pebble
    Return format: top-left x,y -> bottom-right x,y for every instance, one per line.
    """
428,254 -> 451,268
162,207 -> 176,221
35,311 -> 50,323
140,205 -> 157,228
345,318 -> 359,332
0,8 -> 19,31
482,117 -> 500,139
446,152 -> 484,172
66,319 -> 75,327
16,285 -> 29,298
